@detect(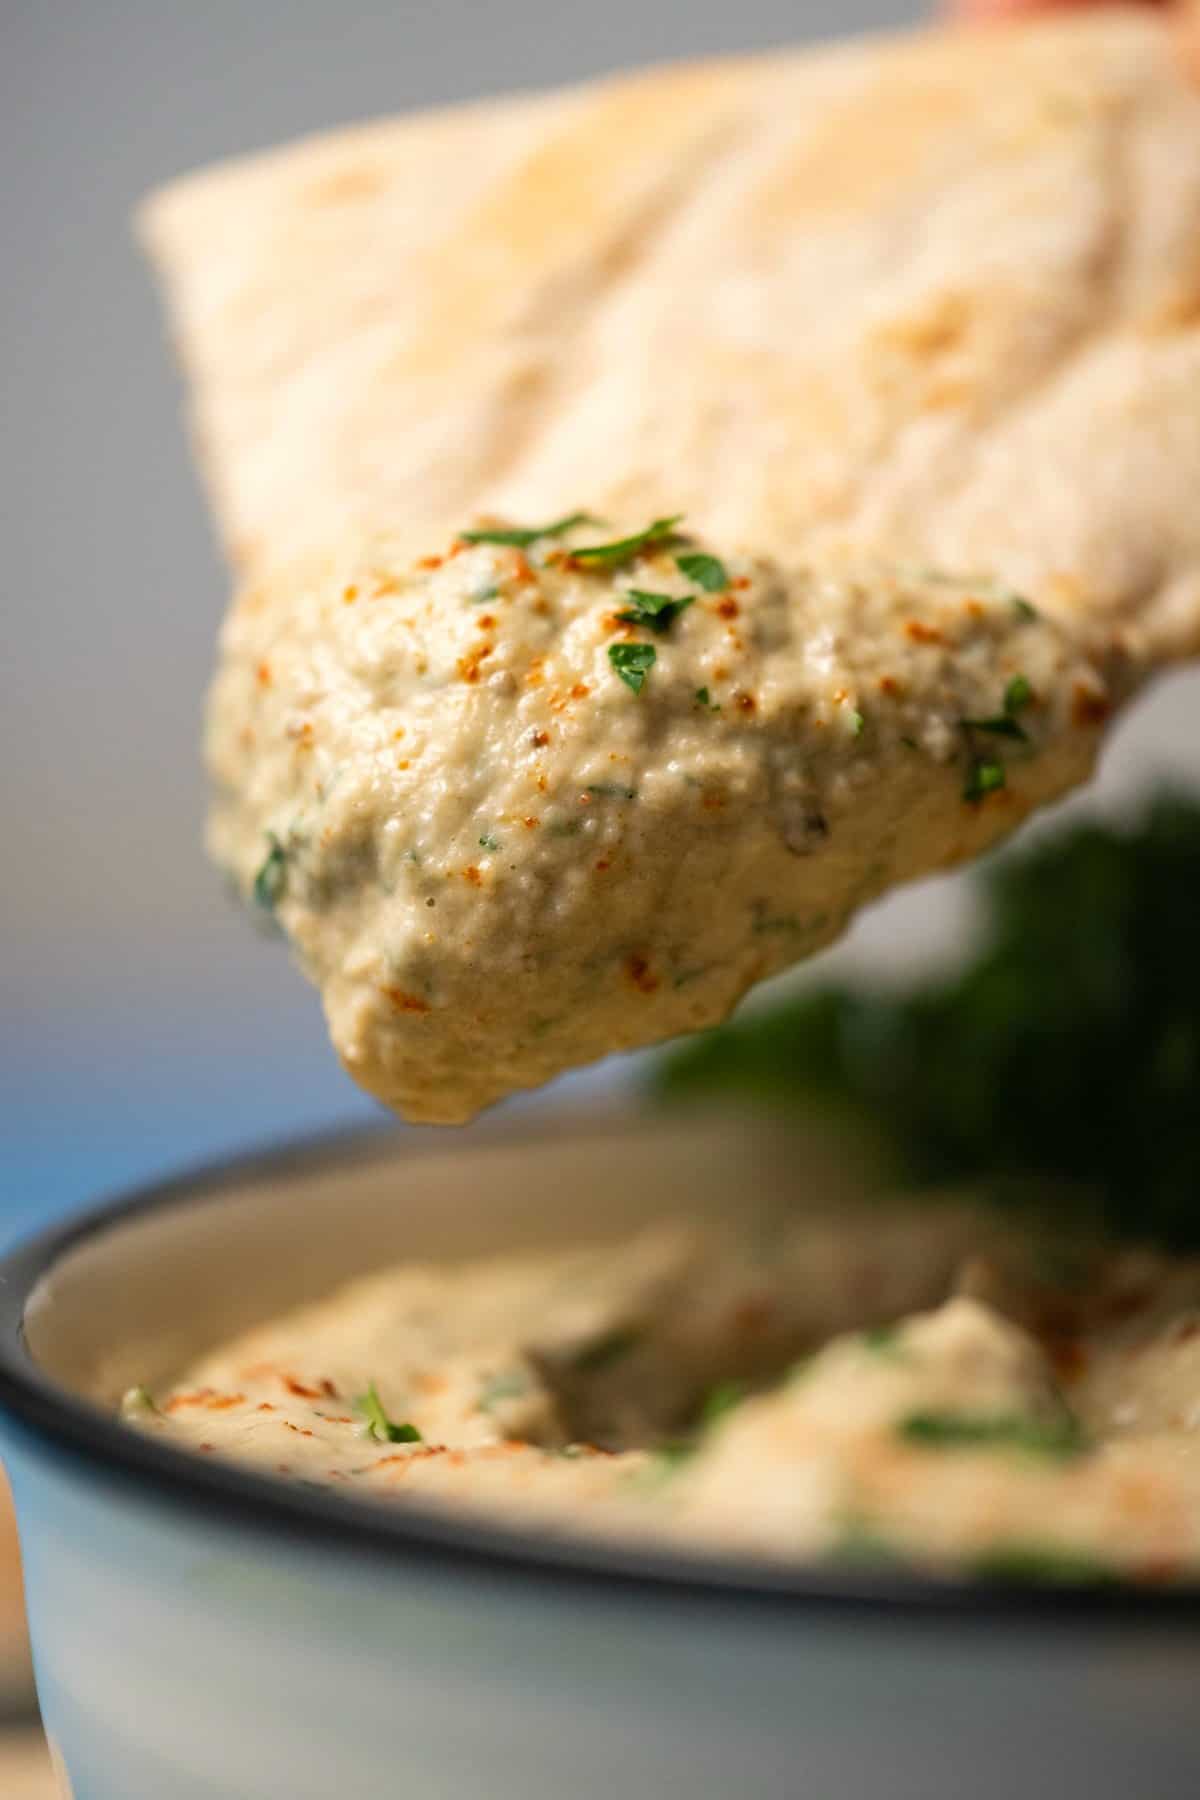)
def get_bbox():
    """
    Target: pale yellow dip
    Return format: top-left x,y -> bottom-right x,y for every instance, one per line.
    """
126,1203 -> 1200,1582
